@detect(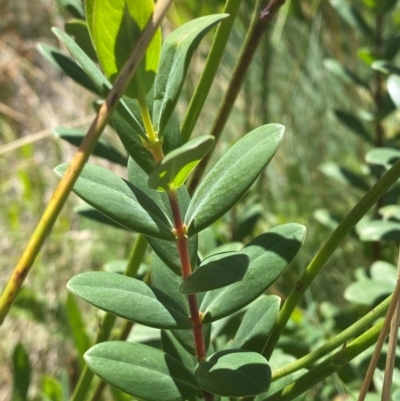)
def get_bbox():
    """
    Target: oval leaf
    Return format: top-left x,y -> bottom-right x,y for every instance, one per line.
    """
334,110 -> 373,143
185,124 -> 284,236
180,252 -> 249,294
344,280 -> 394,306
54,163 -> 175,241
388,74 -> 400,108
67,272 -> 192,330
366,147 -> 400,168
153,14 -> 228,136
227,295 -> 281,353
195,349 -> 271,397
149,135 -> 215,191
87,0 -> 161,99
200,224 -> 306,323
53,127 -> 127,166
85,341 -> 201,401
